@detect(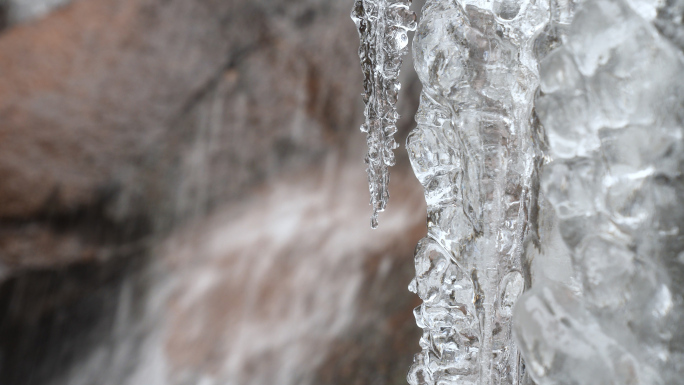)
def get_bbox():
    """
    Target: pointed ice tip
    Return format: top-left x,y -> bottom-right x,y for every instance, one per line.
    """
408,278 -> 417,293
371,214 -> 379,229
353,0 -> 413,231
